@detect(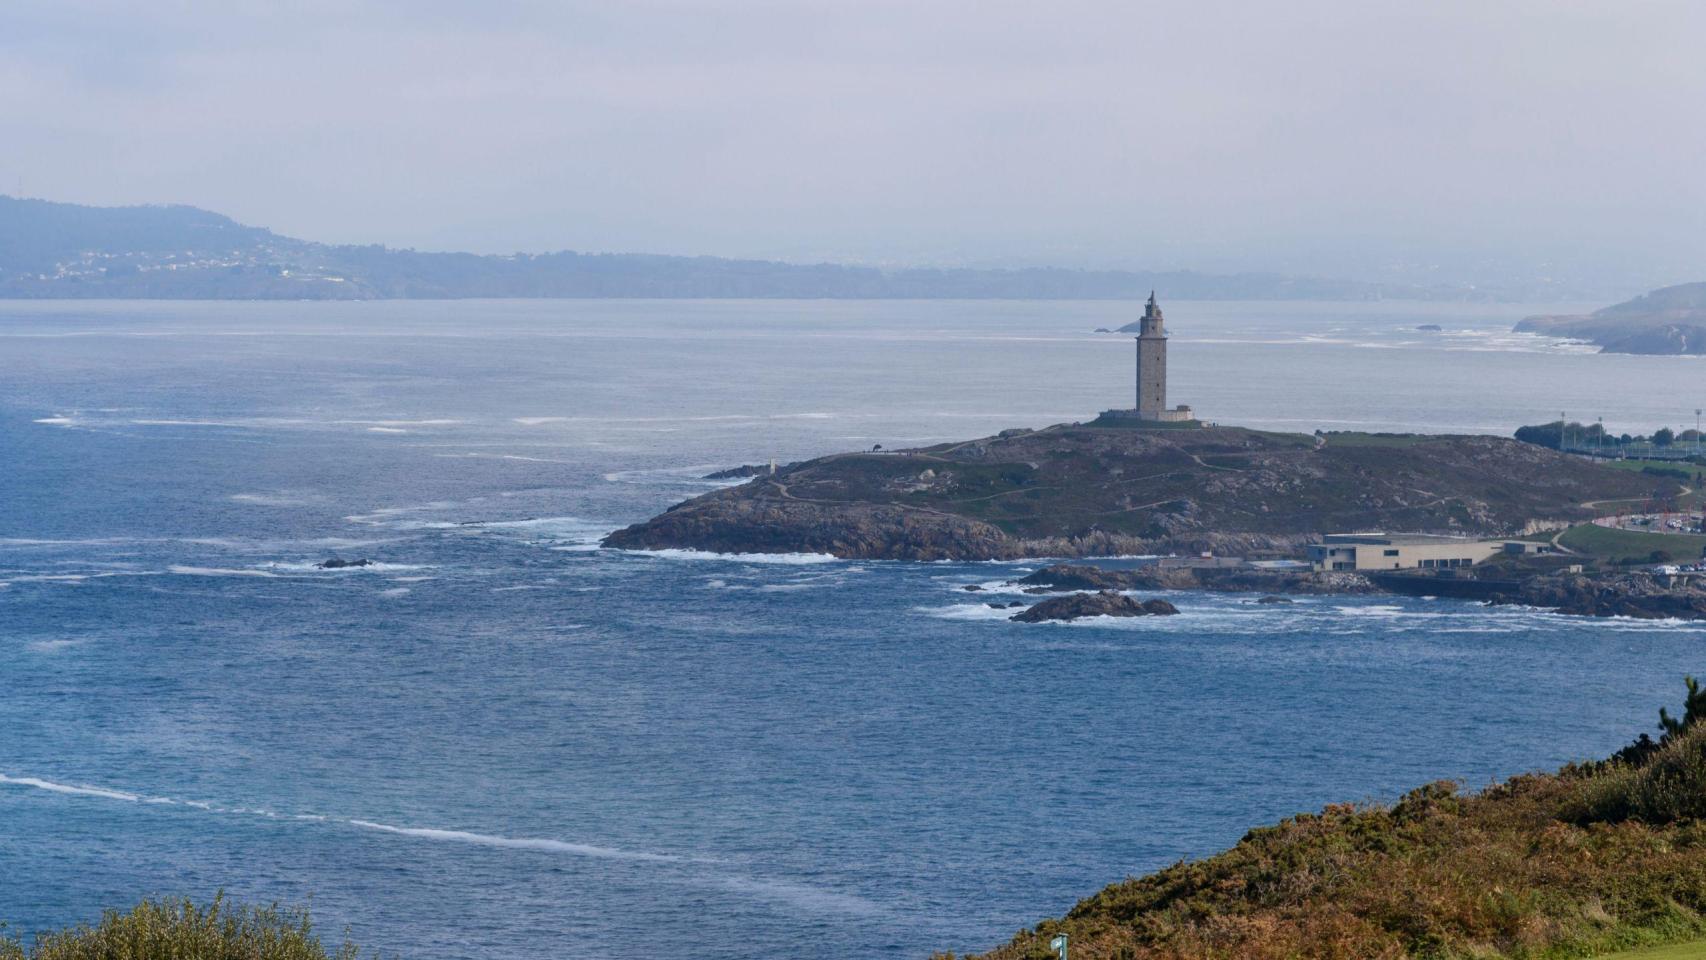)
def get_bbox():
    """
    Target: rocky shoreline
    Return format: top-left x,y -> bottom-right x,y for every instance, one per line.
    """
1001,562 -> 1706,621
